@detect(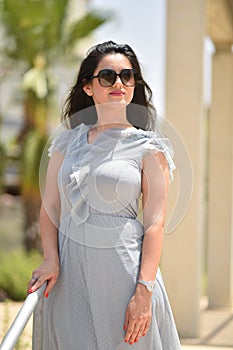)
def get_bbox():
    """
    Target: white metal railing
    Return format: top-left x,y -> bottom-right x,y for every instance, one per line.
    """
0,283 -> 46,350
